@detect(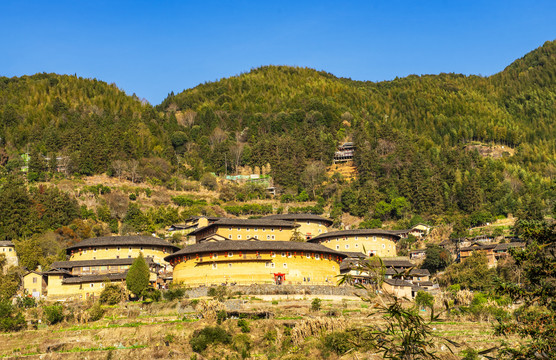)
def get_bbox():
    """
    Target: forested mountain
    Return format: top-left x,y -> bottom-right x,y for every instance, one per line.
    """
1,41 -> 555,223
0,73 -> 177,175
